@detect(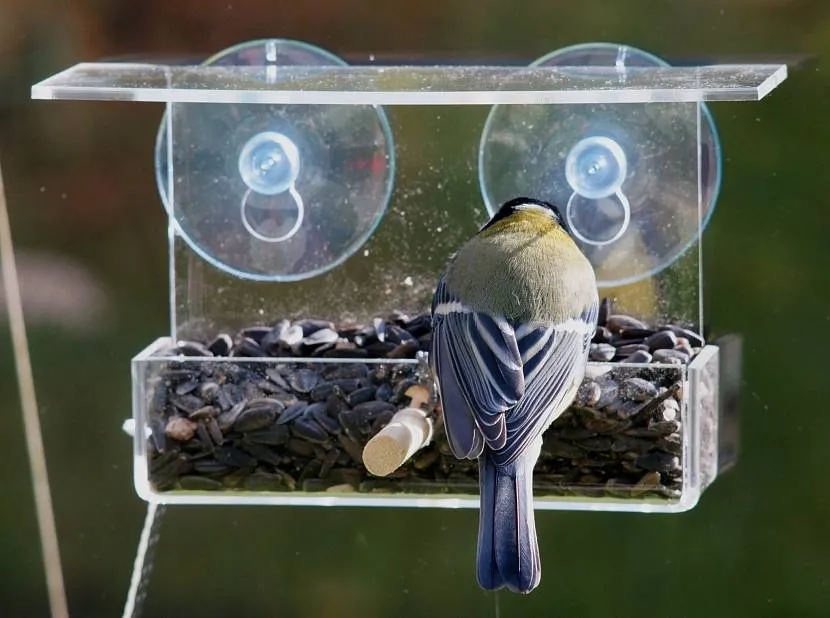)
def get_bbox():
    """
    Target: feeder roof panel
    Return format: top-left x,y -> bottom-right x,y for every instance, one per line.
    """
31,62 -> 787,105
